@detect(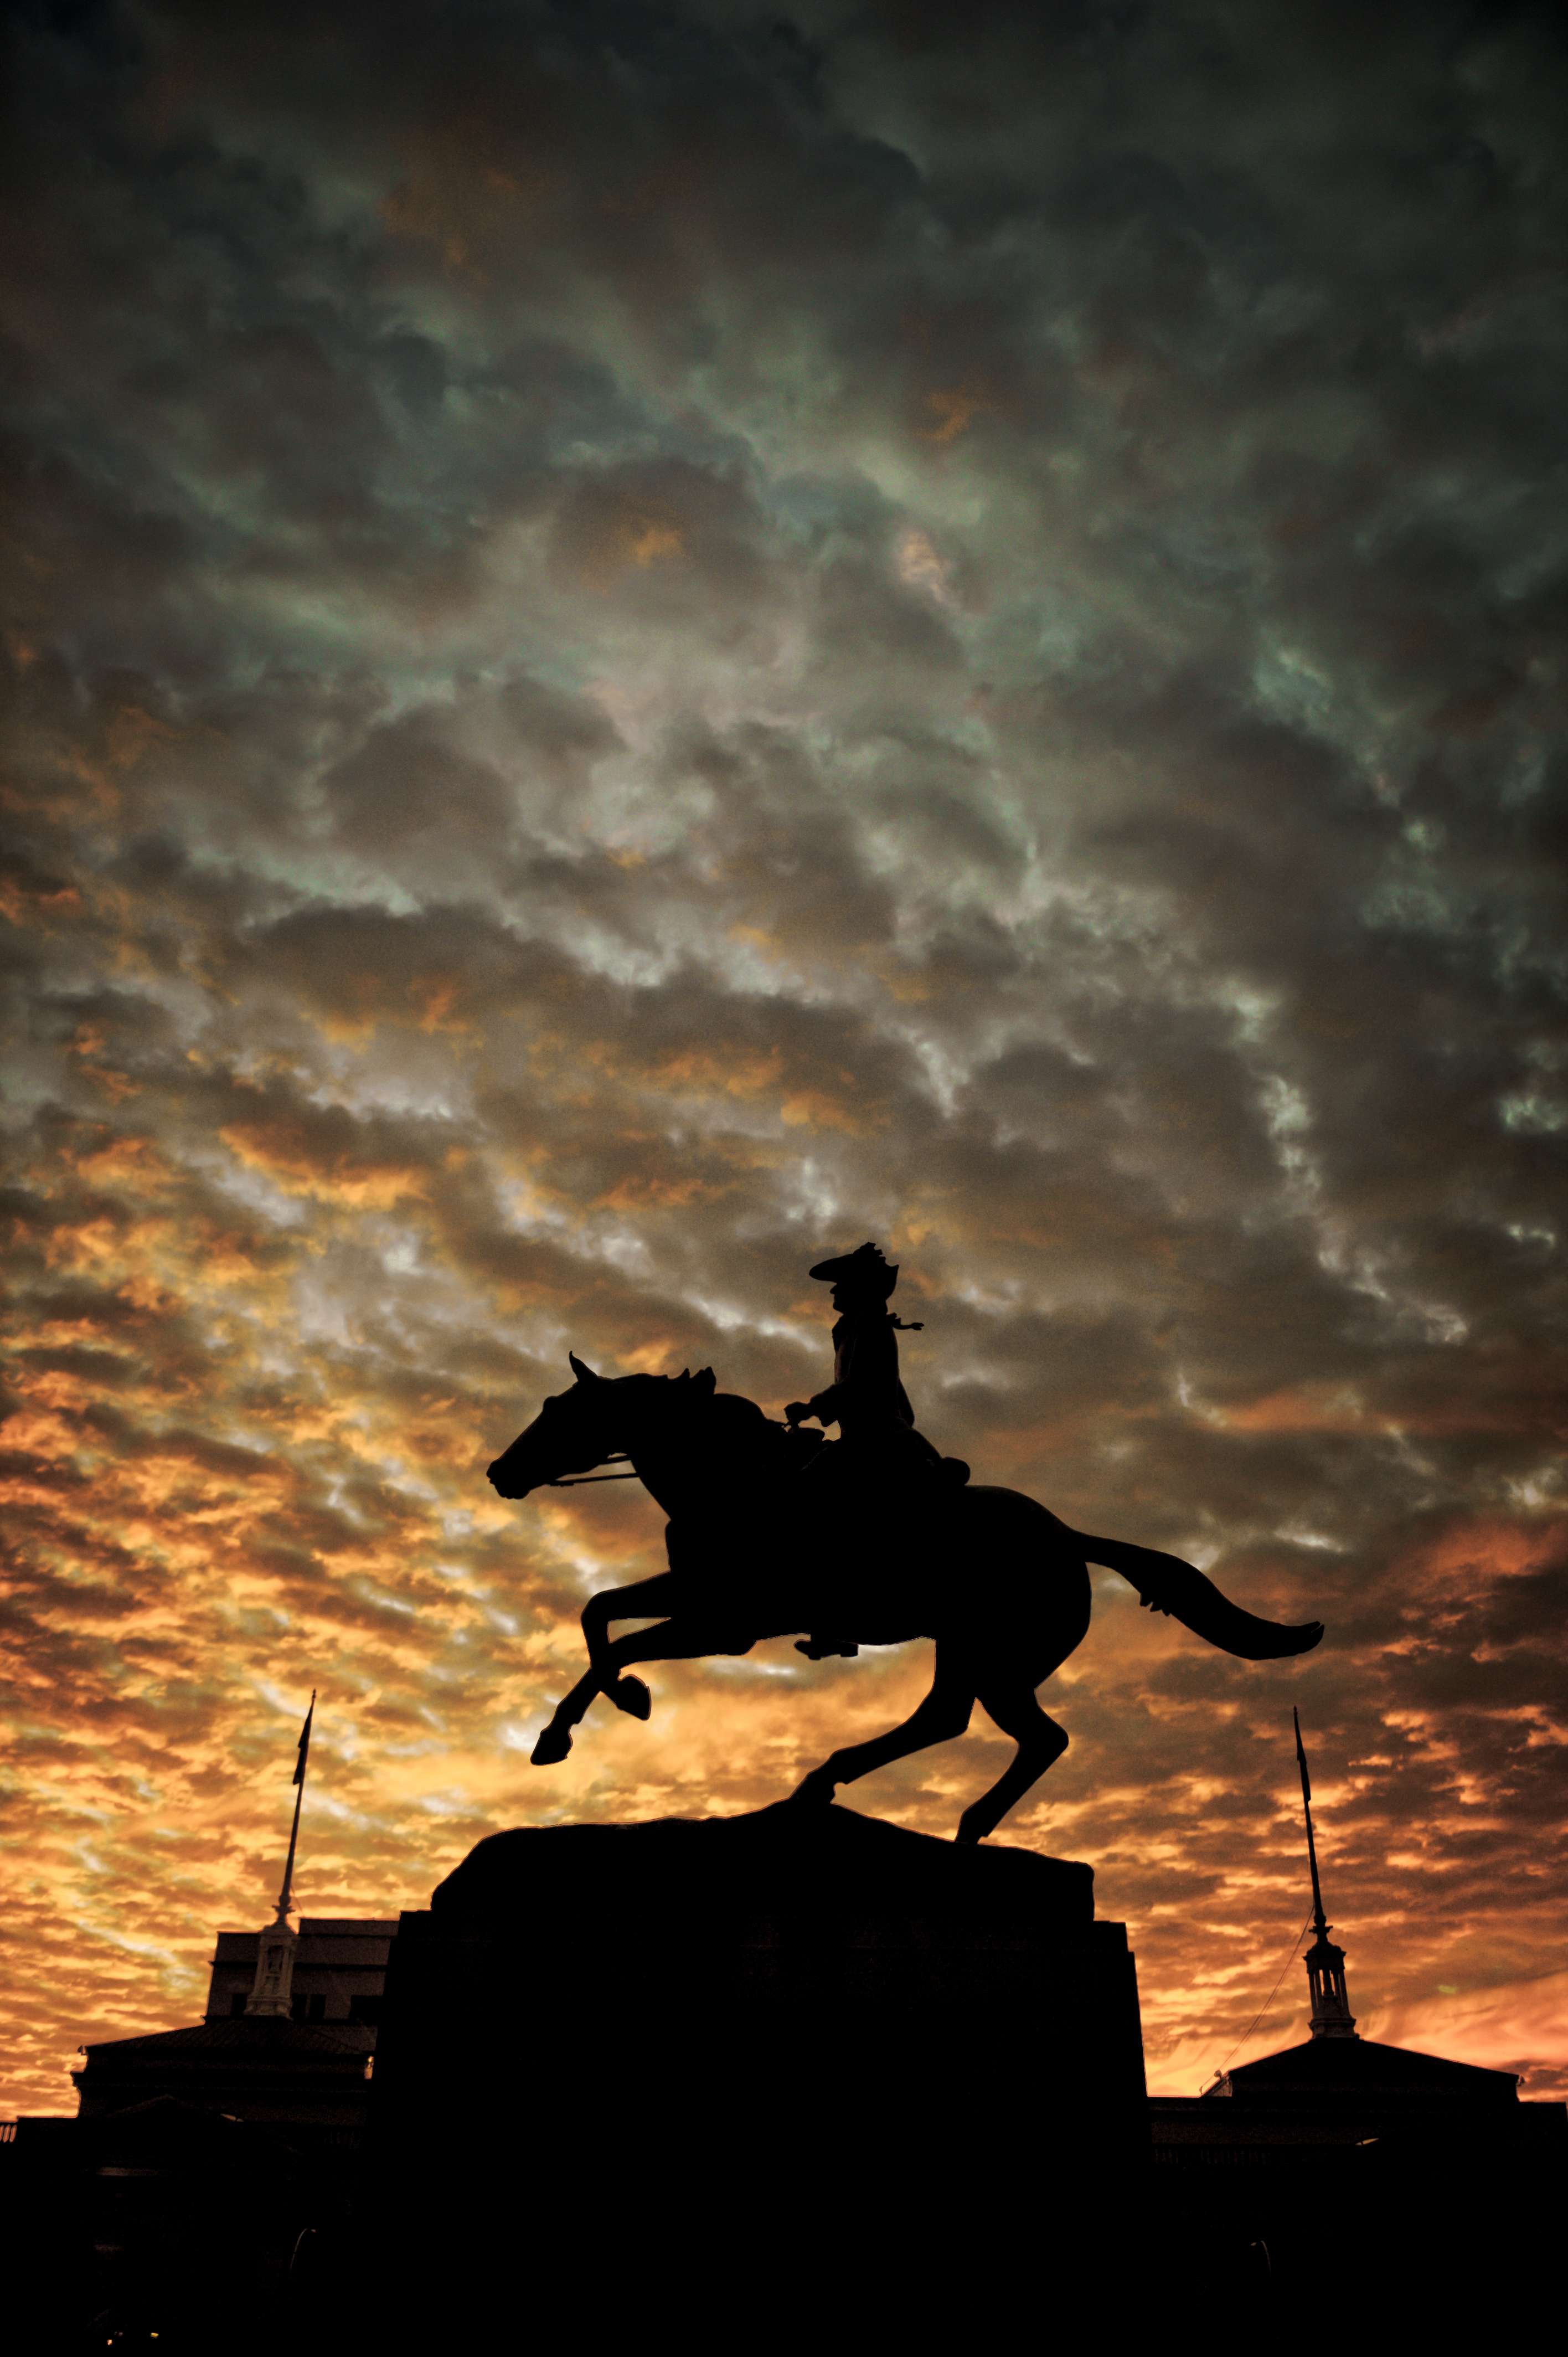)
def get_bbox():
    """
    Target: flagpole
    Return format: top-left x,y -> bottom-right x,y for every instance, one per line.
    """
275,1780 -> 304,1922
245,1689 -> 316,2015
274,1689 -> 315,1924
1293,1705 -> 1327,1933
